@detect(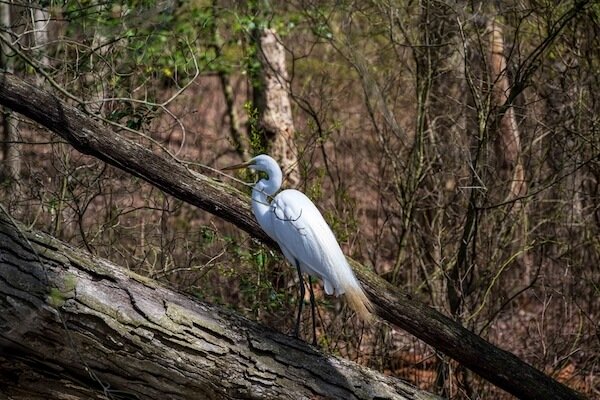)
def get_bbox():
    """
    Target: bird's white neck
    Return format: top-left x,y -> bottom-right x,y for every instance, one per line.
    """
251,167 -> 282,228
